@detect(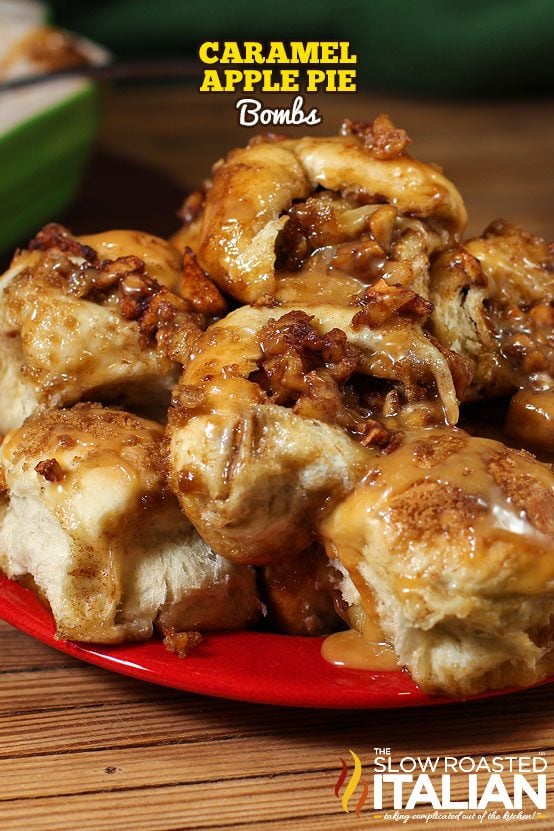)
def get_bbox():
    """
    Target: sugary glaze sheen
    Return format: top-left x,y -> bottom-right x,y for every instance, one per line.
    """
430,220 -> 554,401
0,224 -> 195,431
175,115 -> 467,304
321,427 -> 554,695
0,115 -> 552,699
77,229 -> 183,292
505,390 -> 554,453
167,299 -> 466,564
